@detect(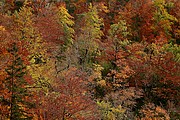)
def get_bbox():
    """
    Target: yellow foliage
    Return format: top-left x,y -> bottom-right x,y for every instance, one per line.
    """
0,26 -> 5,31
13,5 -> 55,93
97,101 -> 125,120
13,6 -> 44,54
89,64 -> 104,81
153,0 -> 177,37
83,3 -> 104,40
97,80 -> 106,86
57,5 -> 74,48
